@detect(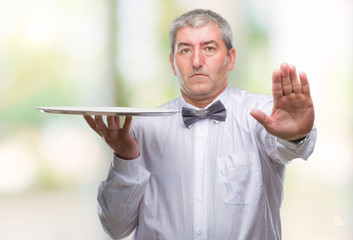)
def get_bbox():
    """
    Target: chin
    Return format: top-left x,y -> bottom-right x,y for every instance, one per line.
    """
187,86 -> 212,96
